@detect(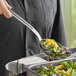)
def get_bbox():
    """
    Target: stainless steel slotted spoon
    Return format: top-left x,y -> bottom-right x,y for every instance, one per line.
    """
10,10 -> 71,57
